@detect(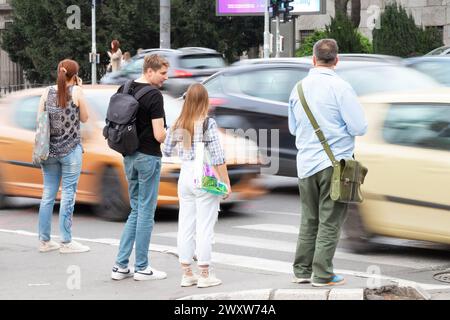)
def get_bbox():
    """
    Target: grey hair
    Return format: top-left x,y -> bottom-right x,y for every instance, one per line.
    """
313,39 -> 339,65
